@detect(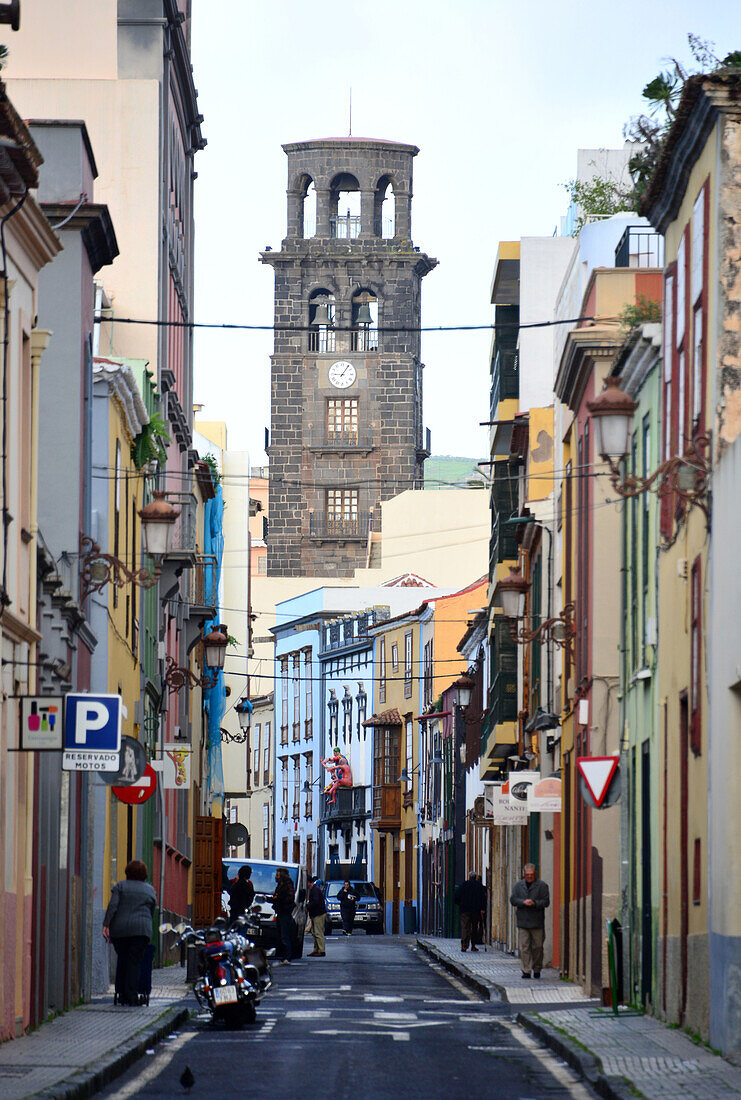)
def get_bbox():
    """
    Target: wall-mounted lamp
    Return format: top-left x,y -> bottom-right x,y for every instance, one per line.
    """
164,624 -> 229,694
79,535 -> 158,602
495,568 -> 576,661
398,764 -> 421,784
587,376 -> 711,522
